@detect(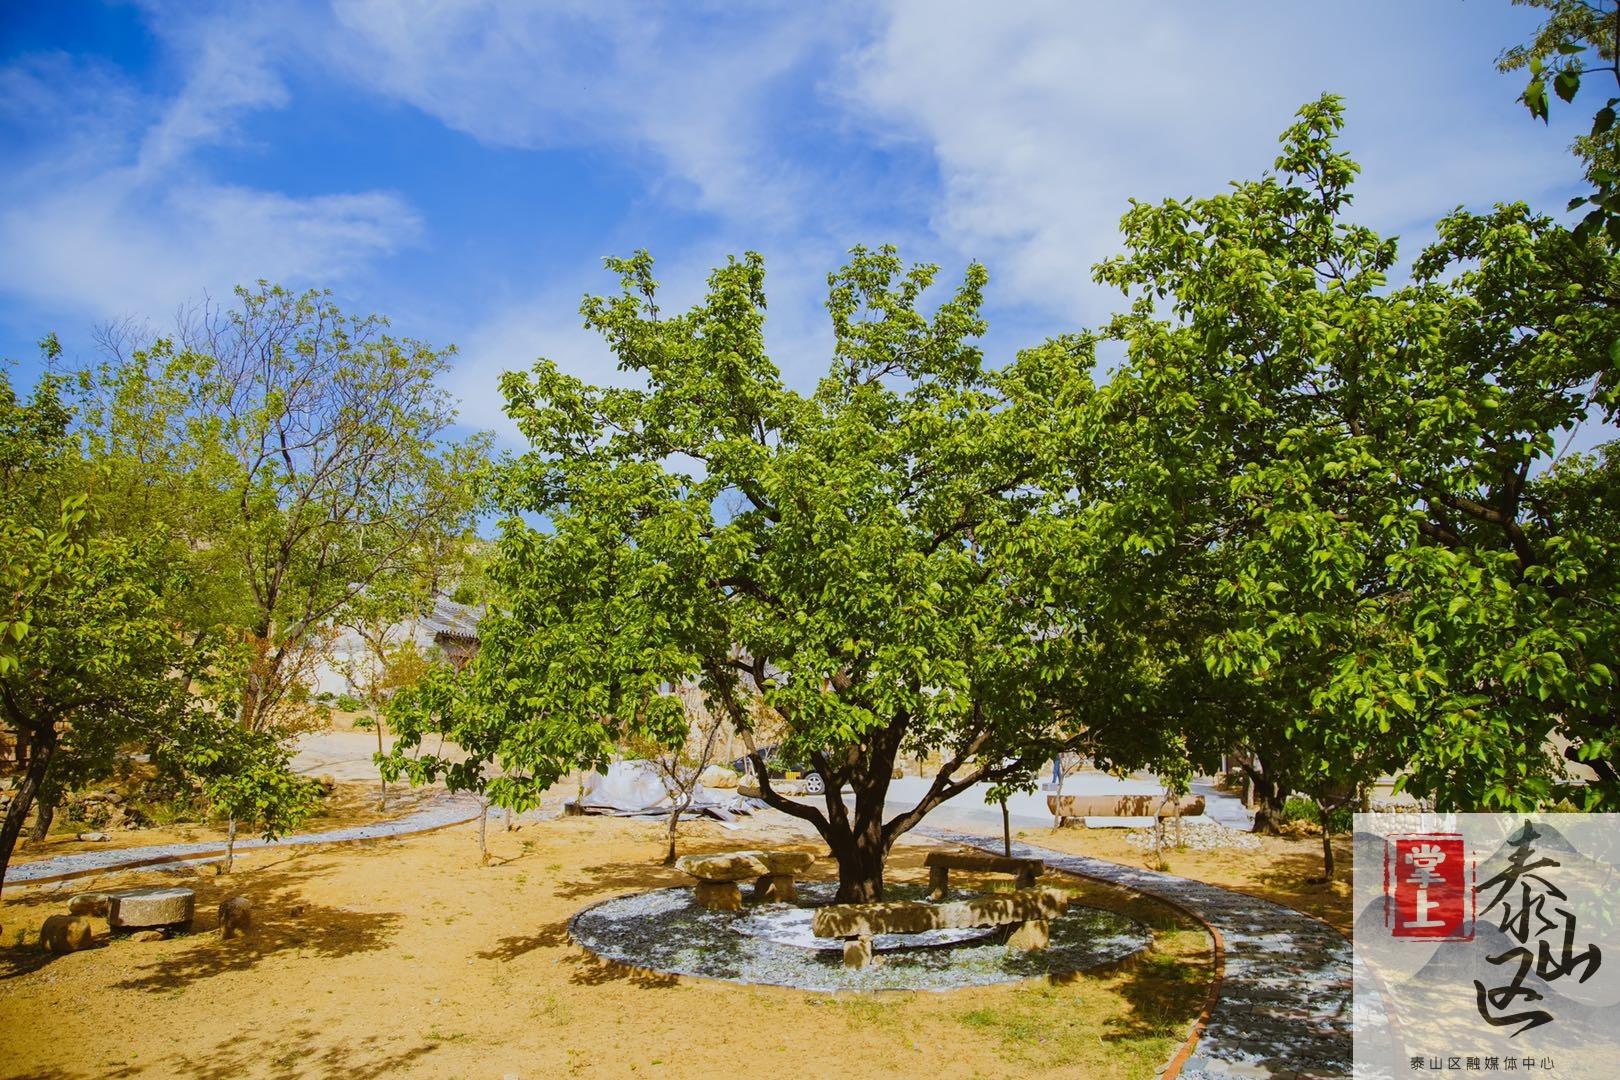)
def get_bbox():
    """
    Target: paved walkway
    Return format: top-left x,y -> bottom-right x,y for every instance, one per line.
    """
920,827 -> 1352,1080
5,792 -> 486,885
